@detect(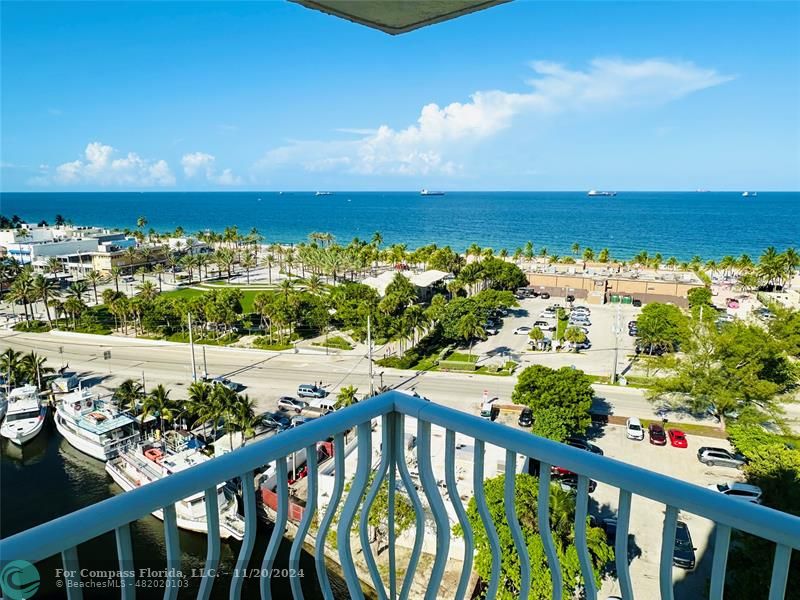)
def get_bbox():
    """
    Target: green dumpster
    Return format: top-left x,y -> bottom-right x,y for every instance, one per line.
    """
622,296 -> 632,304
610,294 -> 620,303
